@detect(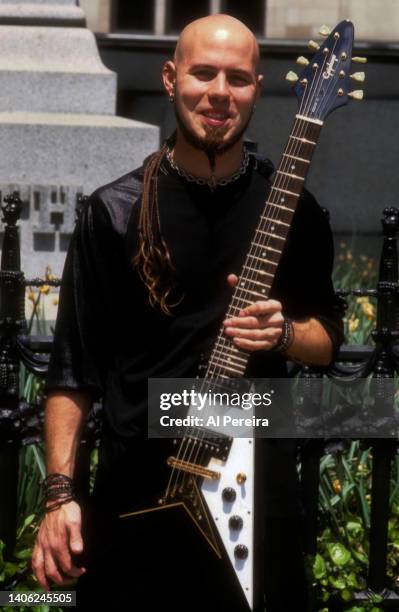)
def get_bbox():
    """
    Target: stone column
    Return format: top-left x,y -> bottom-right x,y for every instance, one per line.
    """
0,0 -> 159,278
